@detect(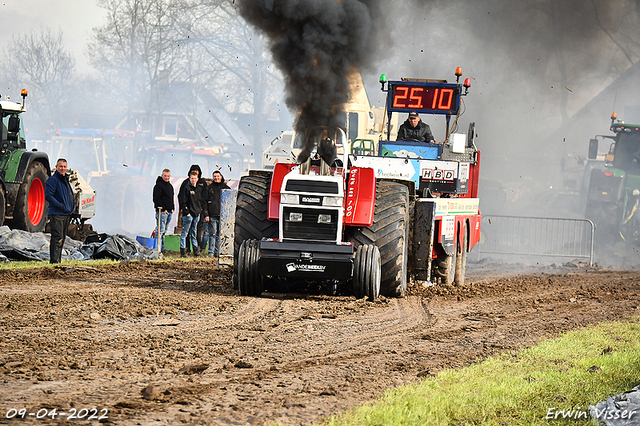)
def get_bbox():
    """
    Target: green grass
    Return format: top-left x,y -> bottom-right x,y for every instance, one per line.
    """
0,254 -> 195,270
323,319 -> 640,426
0,258 -> 118,270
